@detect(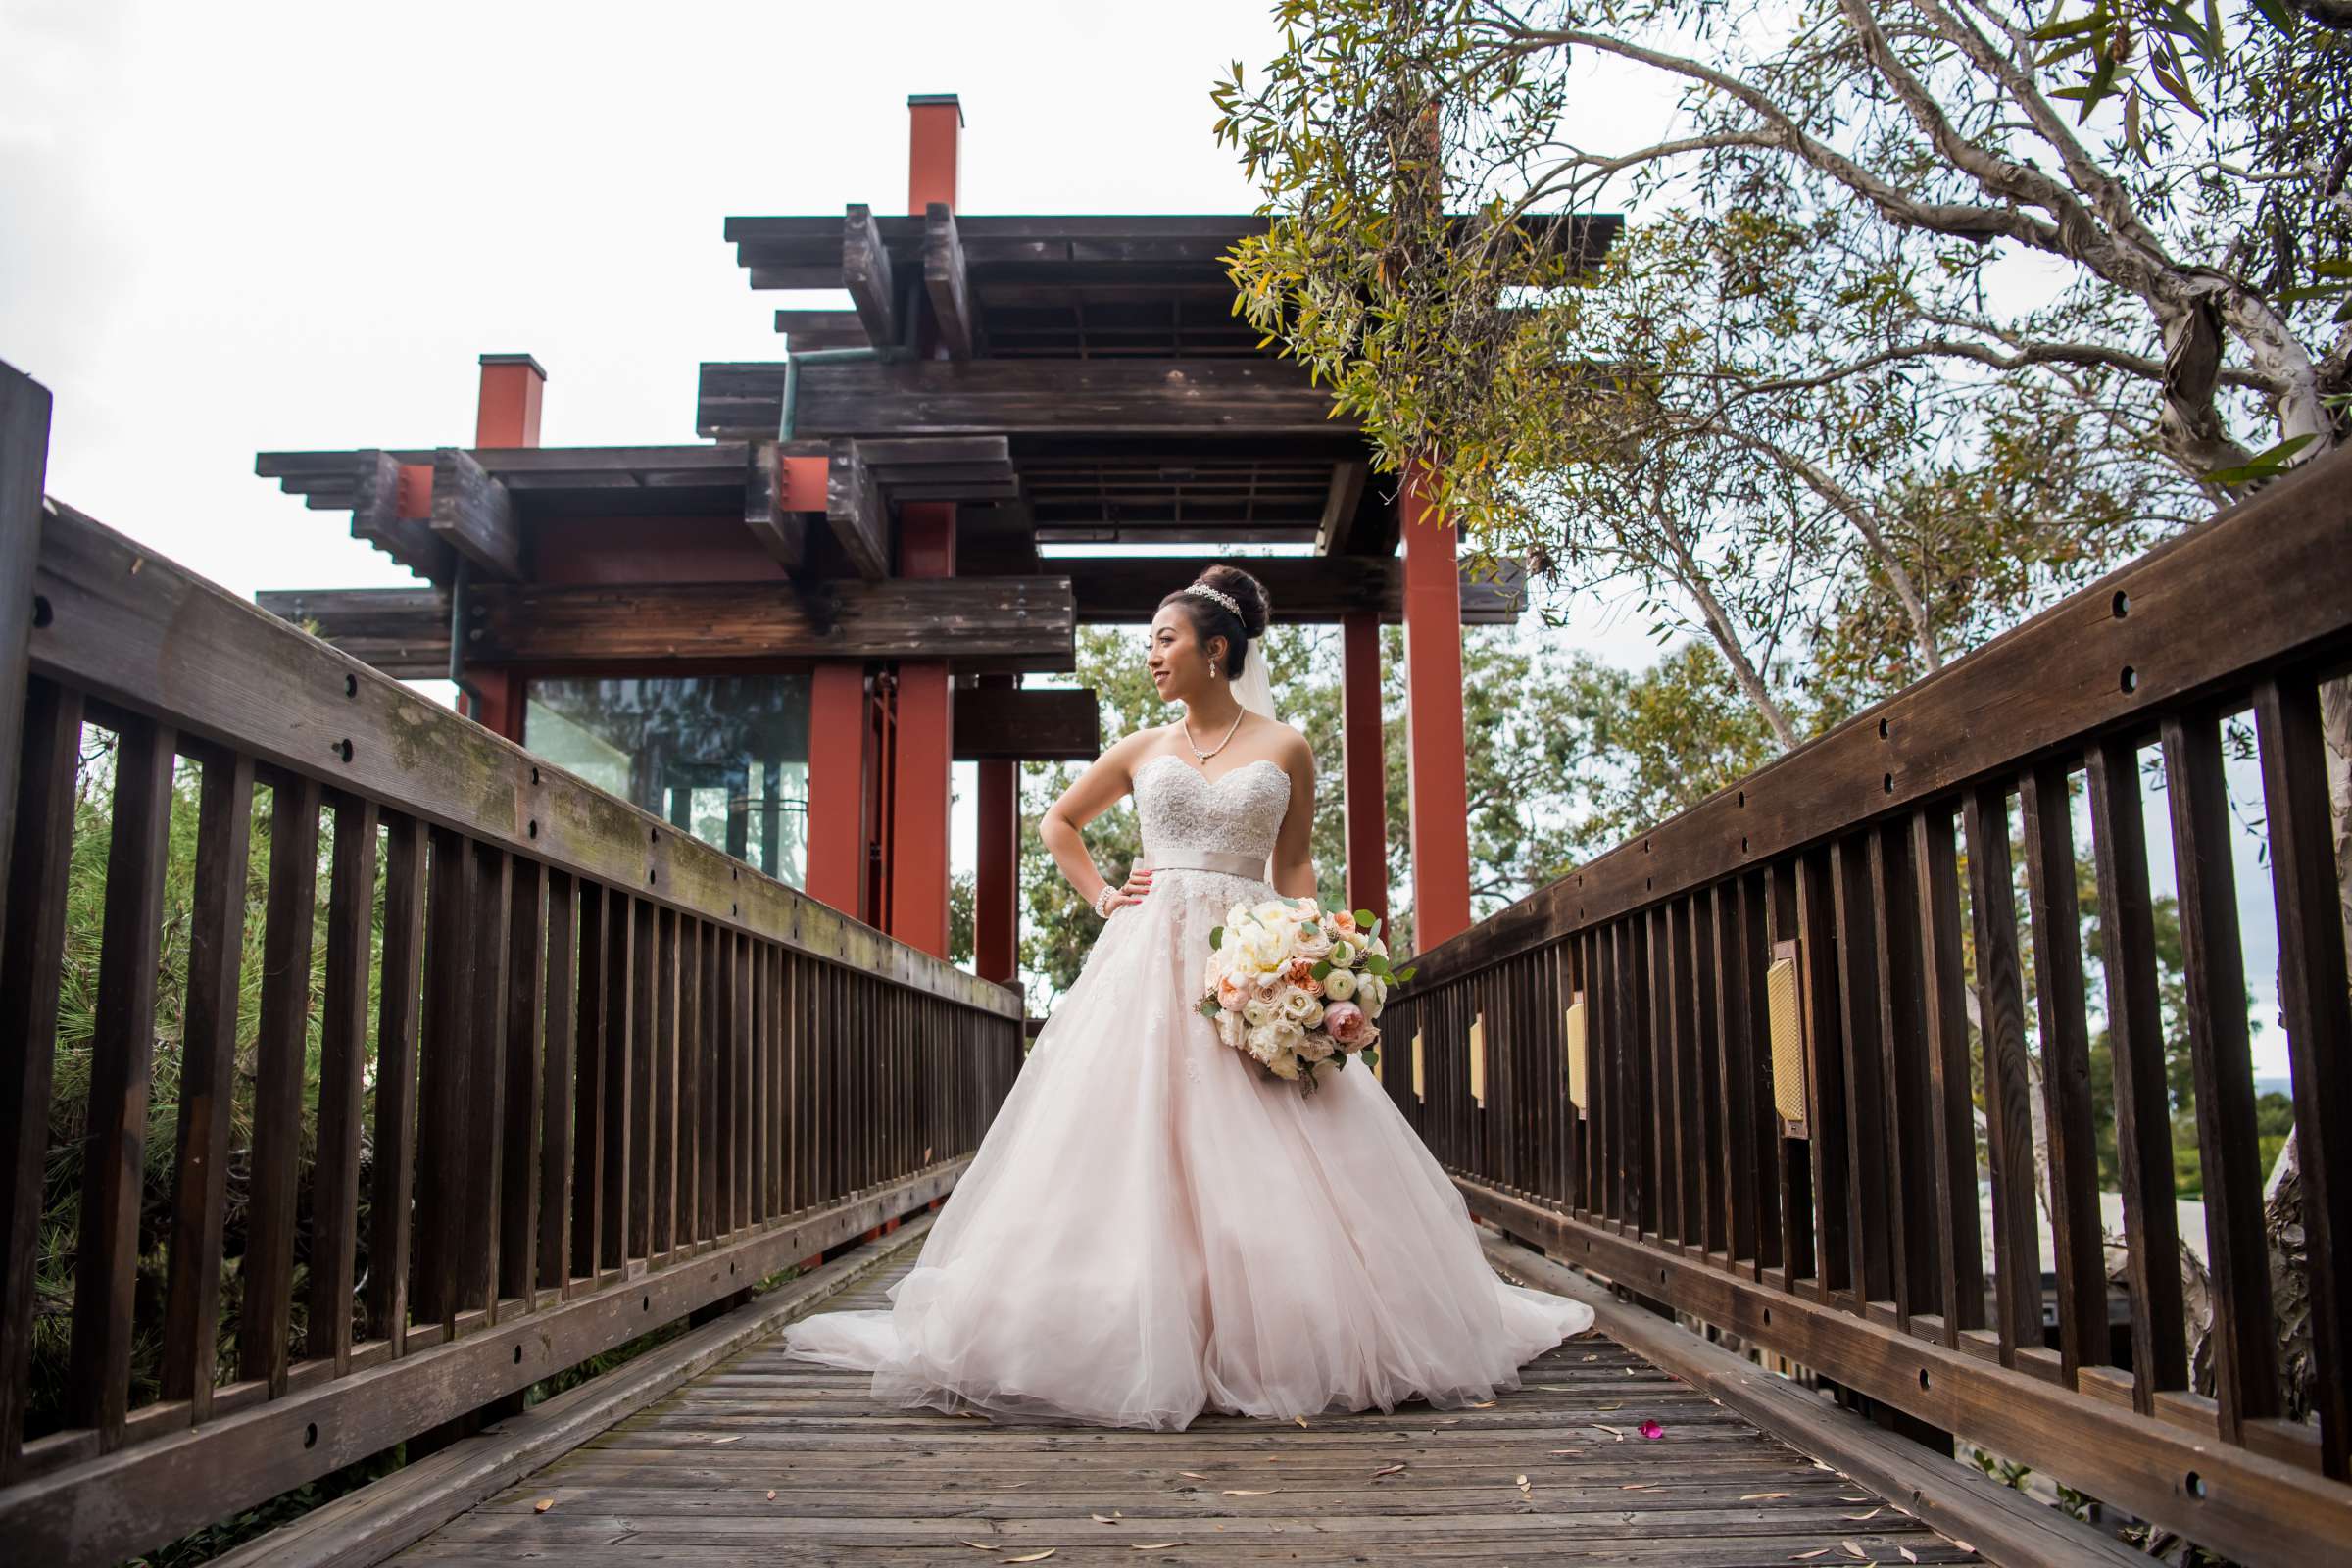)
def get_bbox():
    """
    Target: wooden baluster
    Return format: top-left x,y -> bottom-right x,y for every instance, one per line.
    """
1764,861 -> 1809,1288
2020,763 -> 2106,1387
1792,851 -> 1844,1302
1712,879 -> 1760,1274
2252,675 -> 2352,1479
2160,708 -> 2278,1442
2,683 -> 83,1473
701,920 -> 721,1239
600,890 -> 633,1273
653,906 -> 678,1263
683,916 -> 705,1246
1831,834 -> 1893,1319
1866,824 -> 1929,1329
414,825 -> 474,1327
2085,735 -> 2188,1412
568,885 -> 605,1286
161,743 -> 254,1413
1690,895 -> 1725,1257
239,769 -> 318,1396
501,858 -> 544,1311
309,793 -> 378,1369
1601,921 -> 1625,1229
1915,802 -> 1985,1345
368,812 -> 425,1347
1965,784 -> 2046,1369
629,896 -> 657,1262
738,931 -> 755,1222
463,843 -> 511,1316
1644,906 -> 1670,1241
717,927 -> 738,1234
753,941 -> 770,1221
1668,899 -> 1703,1249
538,869 -> 576,1298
